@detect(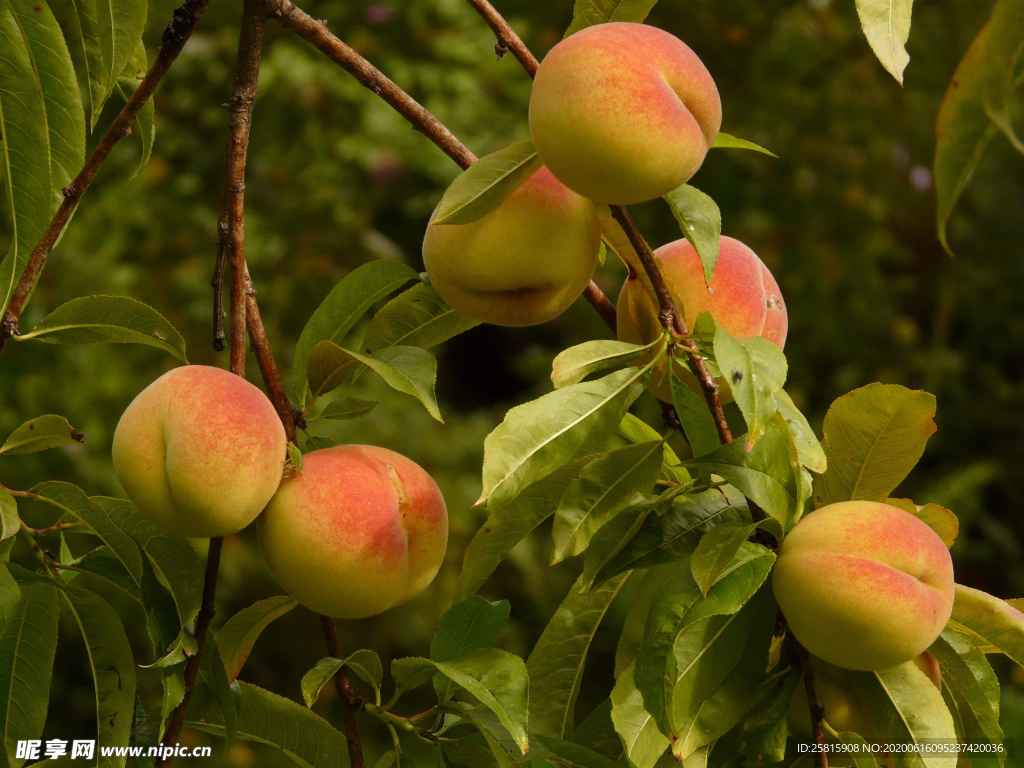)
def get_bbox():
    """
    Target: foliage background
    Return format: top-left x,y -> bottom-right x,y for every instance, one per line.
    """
1,0 -> 1022,763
